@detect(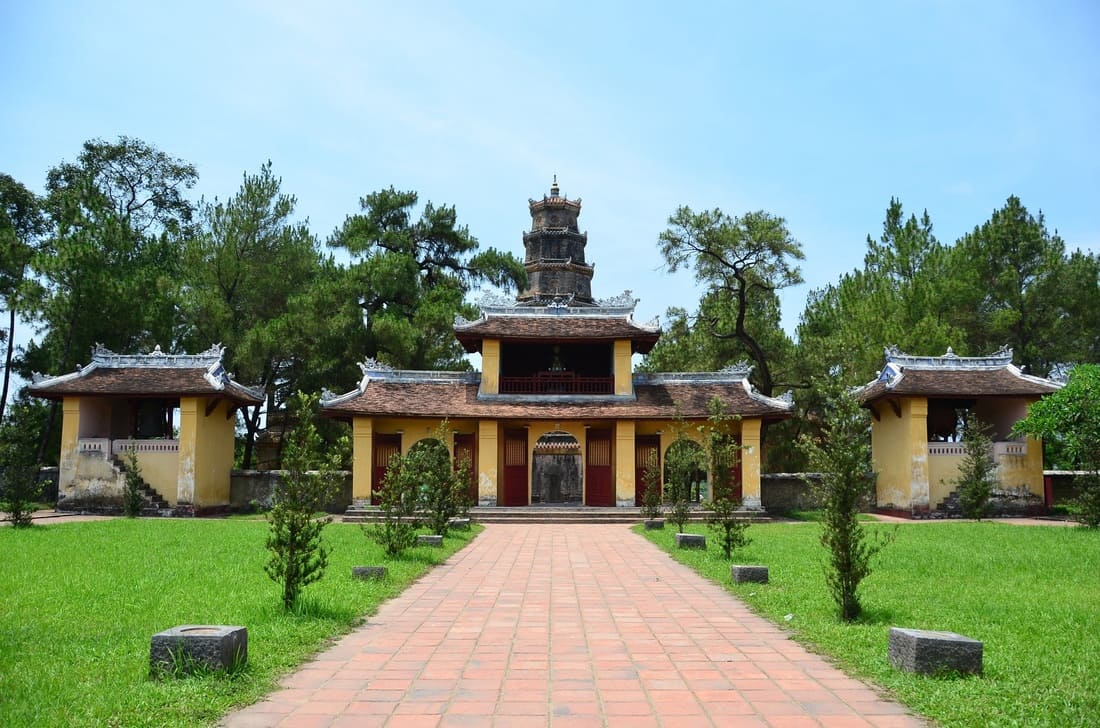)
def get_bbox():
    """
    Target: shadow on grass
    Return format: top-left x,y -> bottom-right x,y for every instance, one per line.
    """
852,605 -> 898,626
290,596 -> 360,622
